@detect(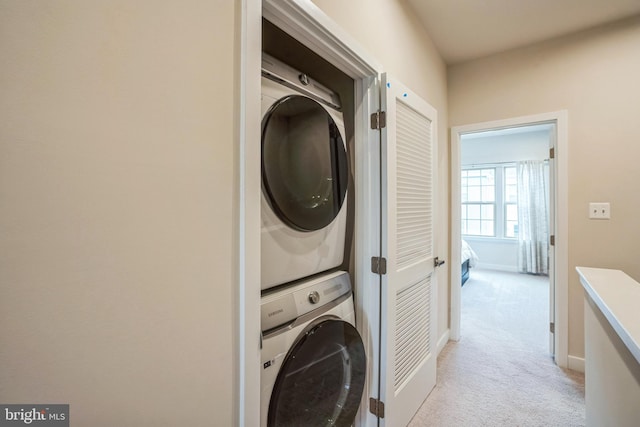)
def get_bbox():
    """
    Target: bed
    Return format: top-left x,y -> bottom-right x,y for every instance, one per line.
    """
461,239 -> 479,286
